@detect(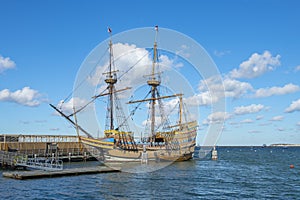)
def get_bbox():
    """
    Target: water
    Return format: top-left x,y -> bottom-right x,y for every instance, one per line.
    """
1,147 -> 300,199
